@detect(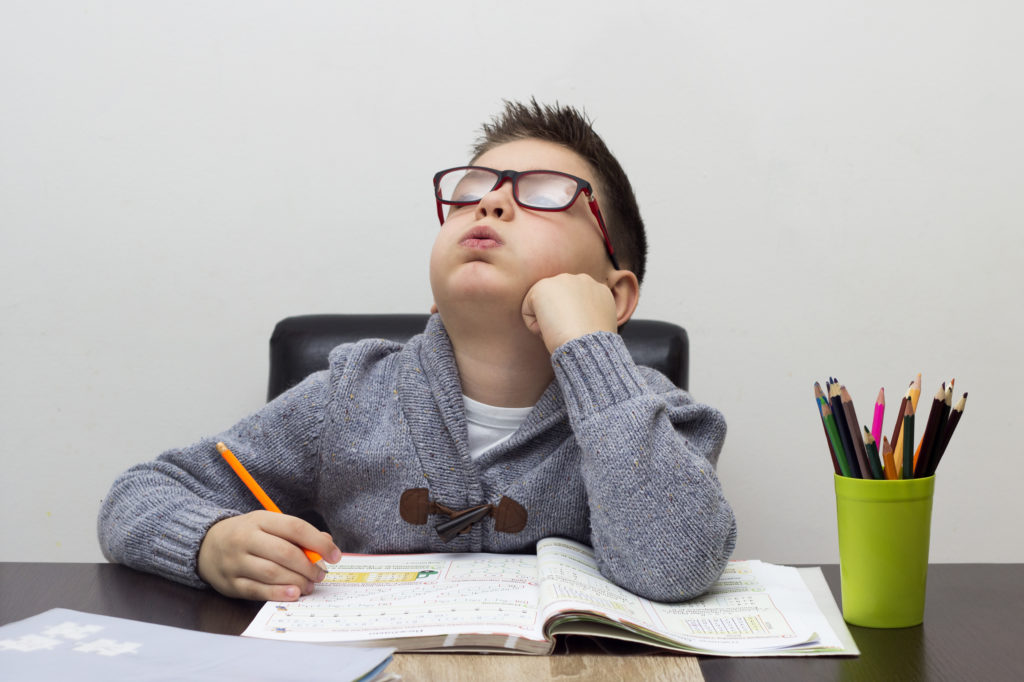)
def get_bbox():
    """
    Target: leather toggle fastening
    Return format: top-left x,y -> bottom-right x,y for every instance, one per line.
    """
399,488 -> 527,542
